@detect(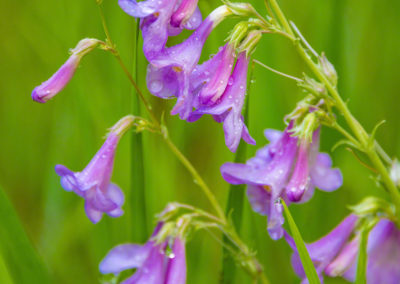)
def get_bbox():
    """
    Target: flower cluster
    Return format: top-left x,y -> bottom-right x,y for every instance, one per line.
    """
120,1 -> 257,152
221,122 -> 343,239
